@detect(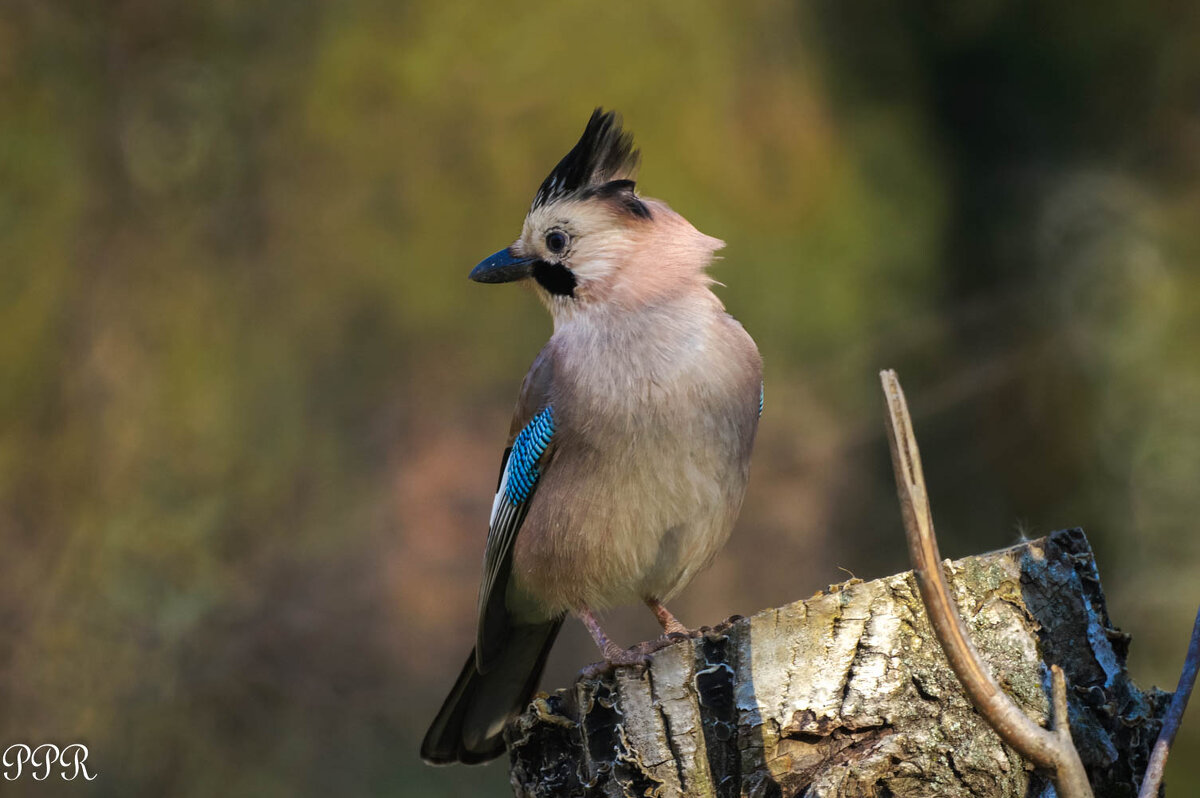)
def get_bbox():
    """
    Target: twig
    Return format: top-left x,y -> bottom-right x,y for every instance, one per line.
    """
879,370 -> 1094,798
1138,602 -> 1200,798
